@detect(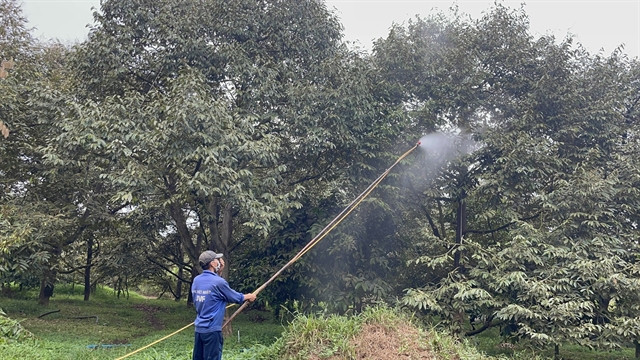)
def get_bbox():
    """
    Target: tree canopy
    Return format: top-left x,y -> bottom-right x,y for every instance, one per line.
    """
374,4 -> 640,351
